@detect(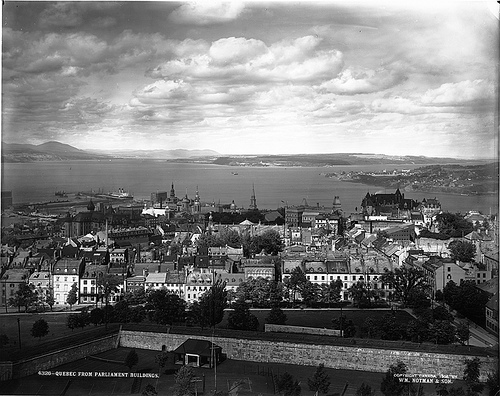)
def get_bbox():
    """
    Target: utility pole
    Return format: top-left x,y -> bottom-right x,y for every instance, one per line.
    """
17,318 -> 21,349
